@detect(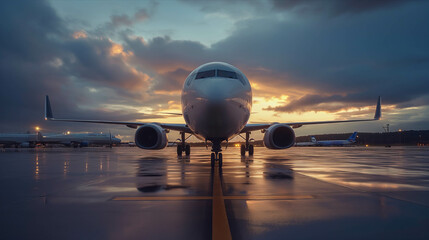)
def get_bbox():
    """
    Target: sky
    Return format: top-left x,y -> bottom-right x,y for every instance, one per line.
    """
1,0 -> 428,141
